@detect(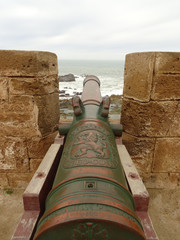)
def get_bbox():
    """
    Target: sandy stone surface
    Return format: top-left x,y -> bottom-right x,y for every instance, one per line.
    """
121,99 -> 180,137
0,189 -> 24,240
0,50 -> 58,77
148,188 -> 180,240
121,52 -> 180,188
0,188 -> 179,240
123,52 -> 155,102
